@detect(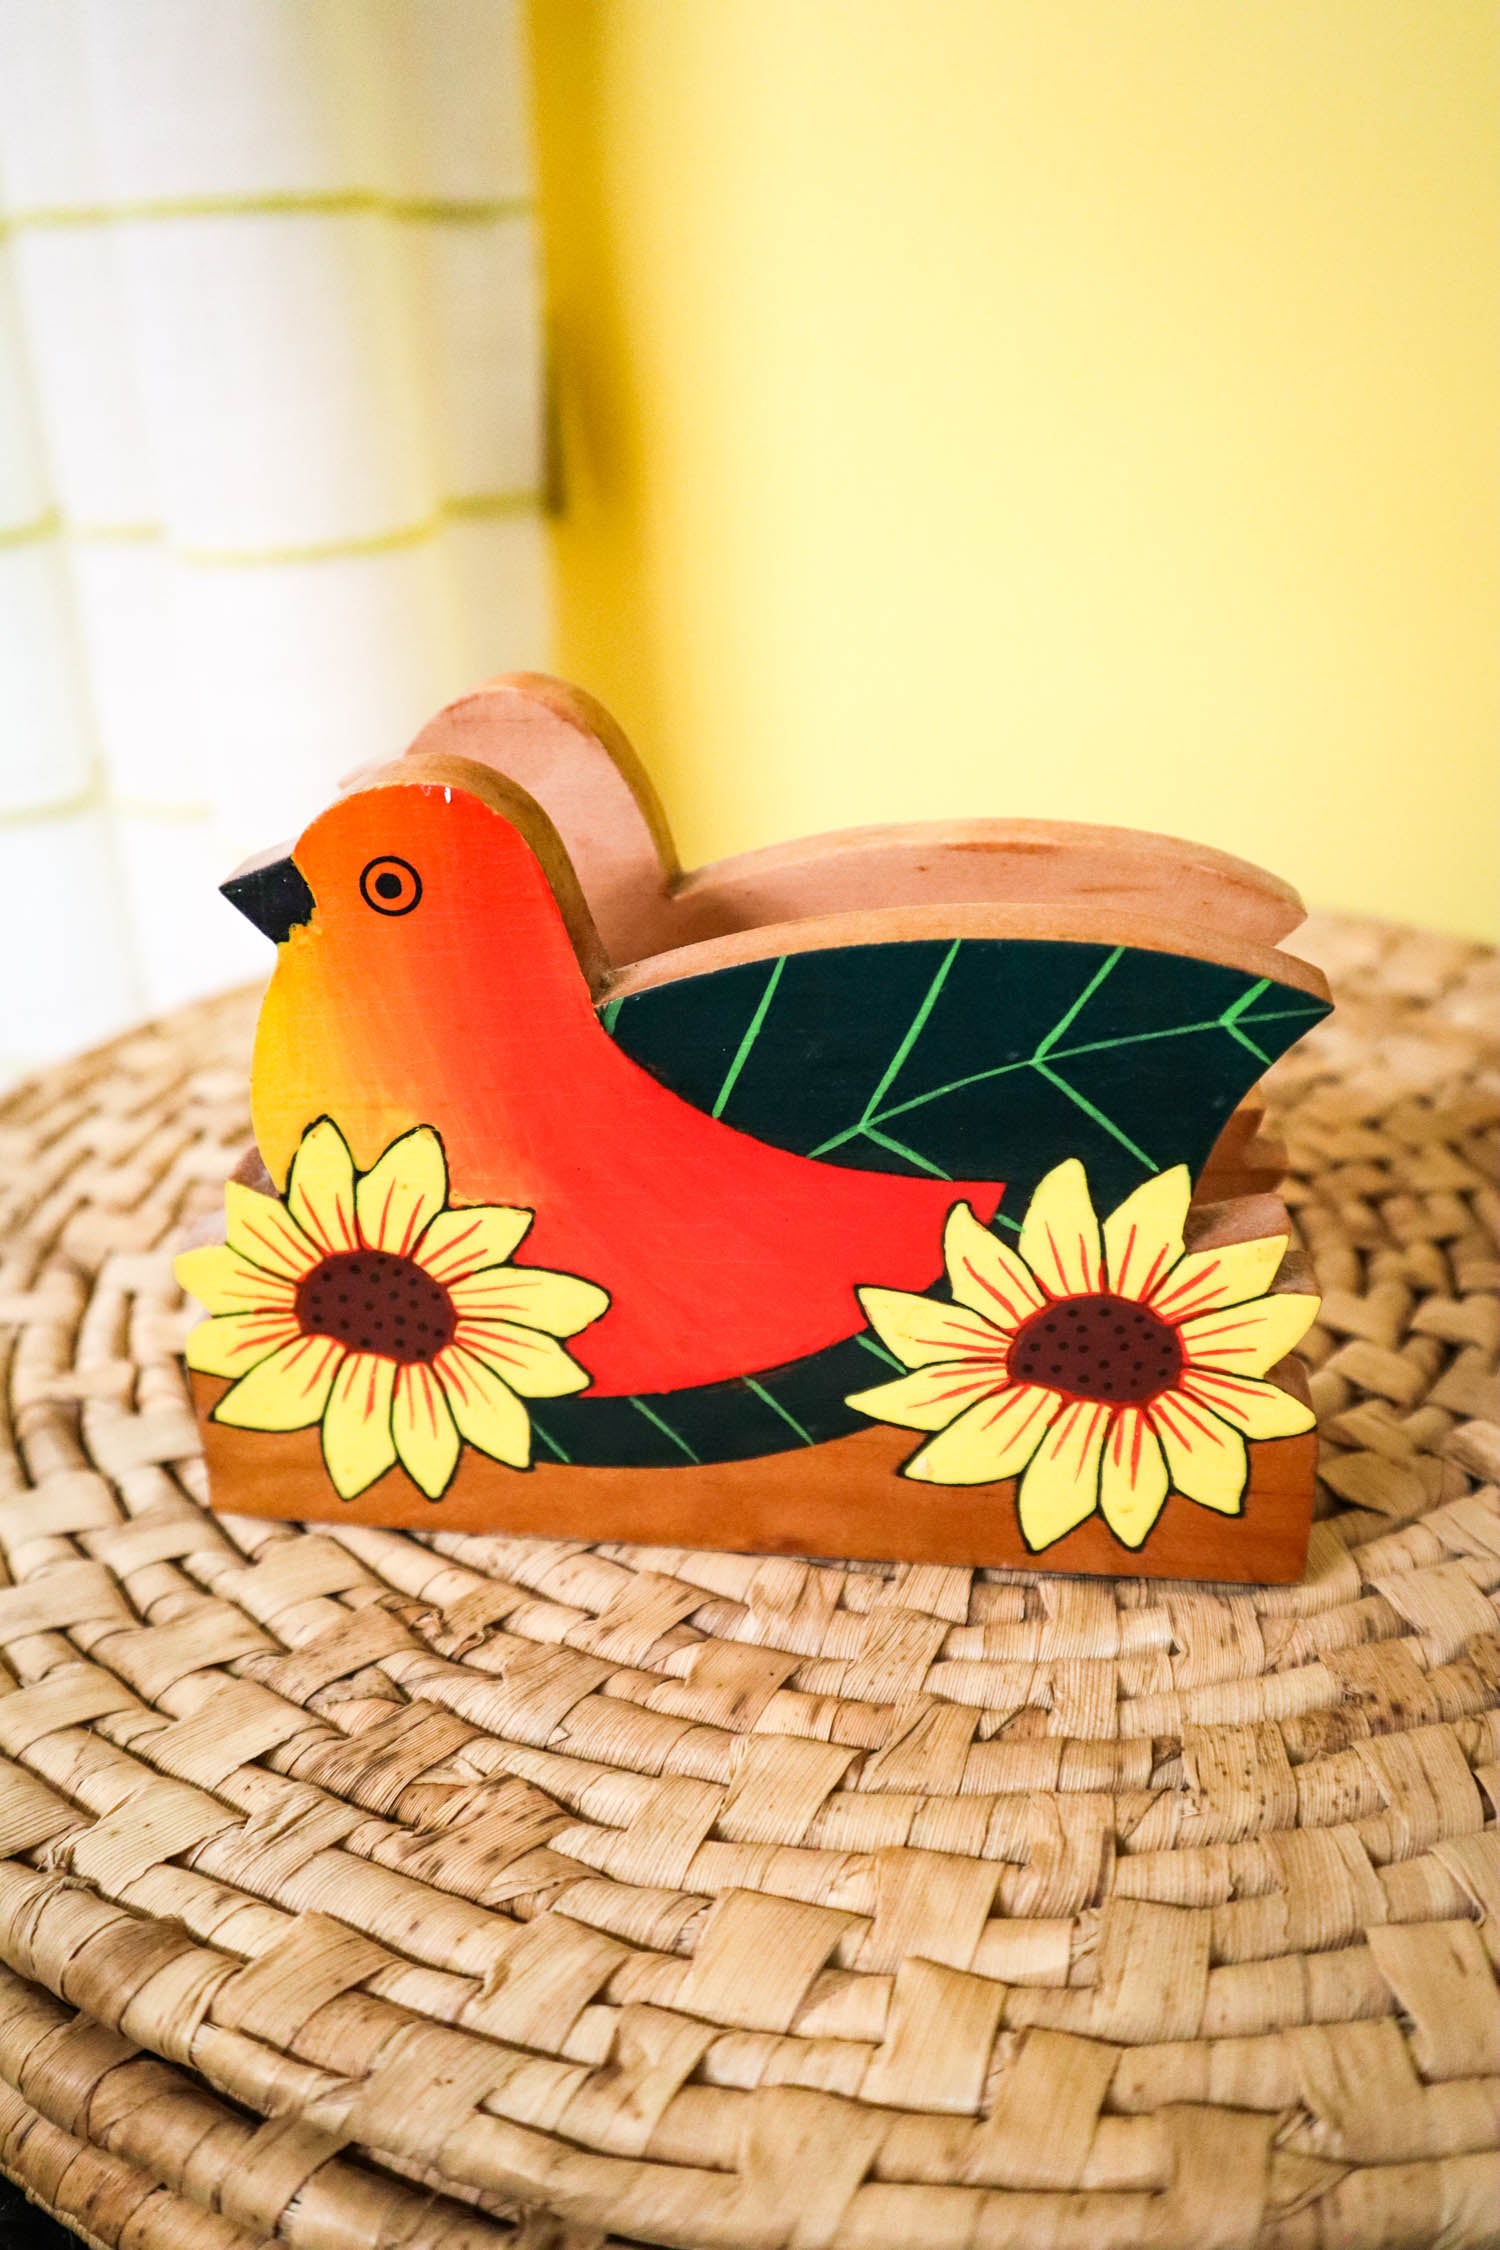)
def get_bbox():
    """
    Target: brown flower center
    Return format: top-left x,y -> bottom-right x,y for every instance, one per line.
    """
296,1250 -> 457,1365
1009,1293 -> 1182,1405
